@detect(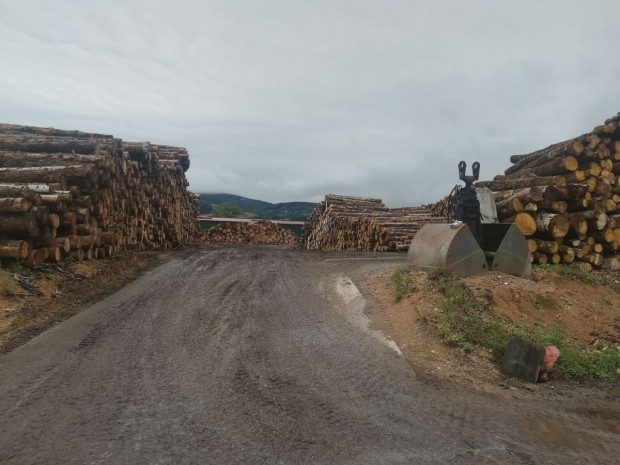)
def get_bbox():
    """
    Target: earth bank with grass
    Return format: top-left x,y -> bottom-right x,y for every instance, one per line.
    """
362,265 -> 620,392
